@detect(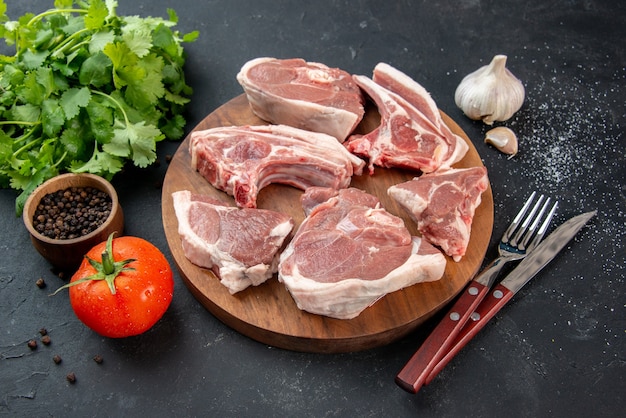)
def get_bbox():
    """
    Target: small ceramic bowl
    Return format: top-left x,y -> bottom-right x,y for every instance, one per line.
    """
23,173 -> 124,272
